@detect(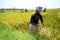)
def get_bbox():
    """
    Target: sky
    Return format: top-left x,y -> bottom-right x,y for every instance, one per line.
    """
0,0 -> 60,9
